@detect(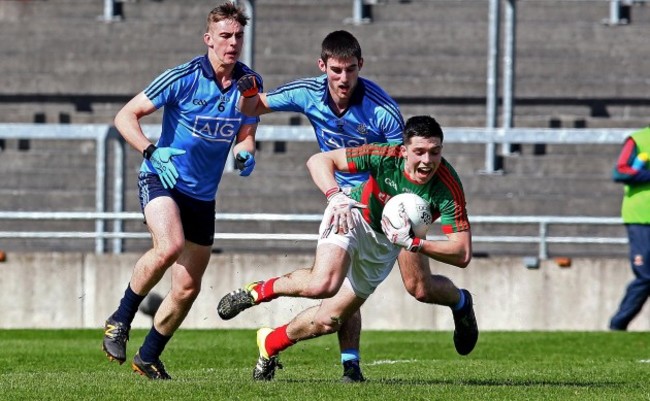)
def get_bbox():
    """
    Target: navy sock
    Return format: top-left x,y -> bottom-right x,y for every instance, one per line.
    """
139,326 -> 172,362
452,289 -> 466,312
113,284 -> 145,325
341,349 -> 360,364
